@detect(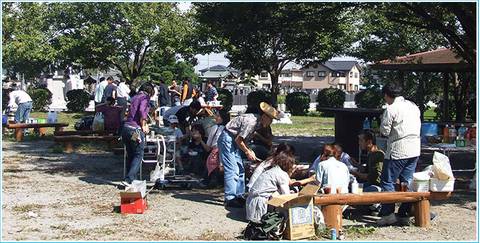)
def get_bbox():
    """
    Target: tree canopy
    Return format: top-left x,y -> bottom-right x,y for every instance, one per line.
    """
194,2 -> 357,105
